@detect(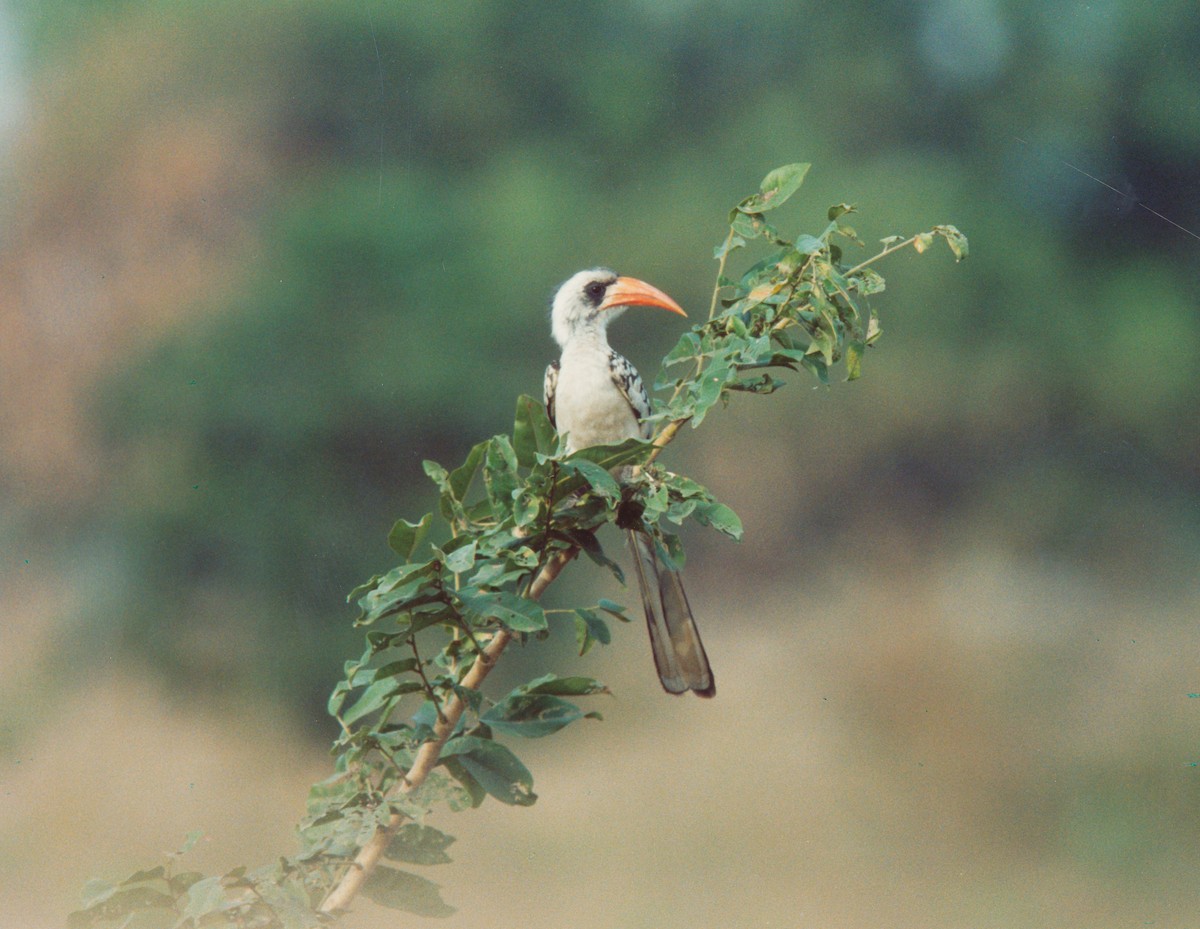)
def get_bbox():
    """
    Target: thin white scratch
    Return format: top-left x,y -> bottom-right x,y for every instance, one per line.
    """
1015,136 -> 1200,243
